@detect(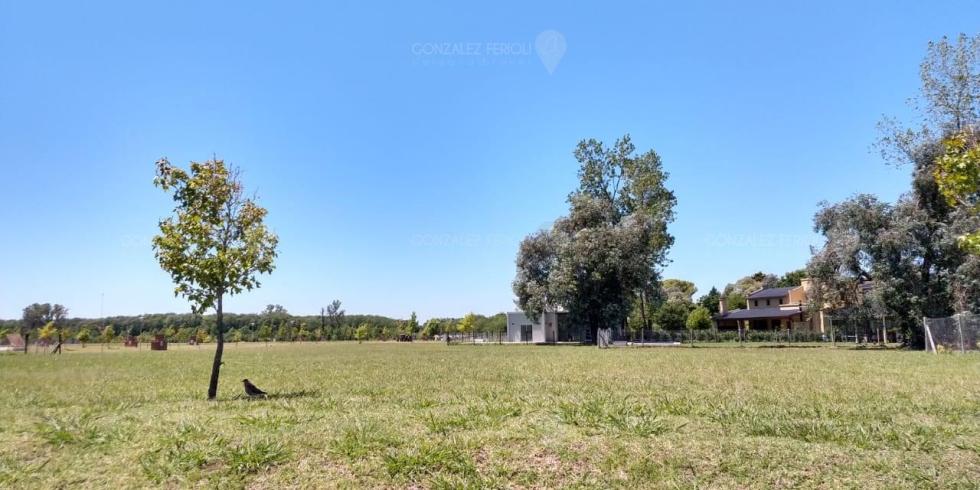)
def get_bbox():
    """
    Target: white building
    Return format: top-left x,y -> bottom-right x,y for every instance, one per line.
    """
505,311 -> 555,343
505,311 -> 594,343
